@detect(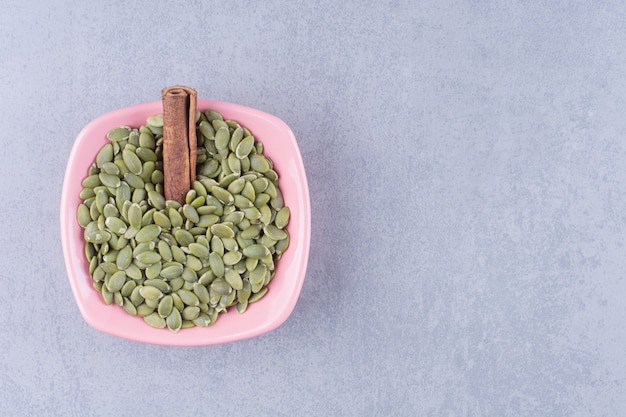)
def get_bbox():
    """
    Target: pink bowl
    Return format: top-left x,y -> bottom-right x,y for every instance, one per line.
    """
60,100 -> 310,346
